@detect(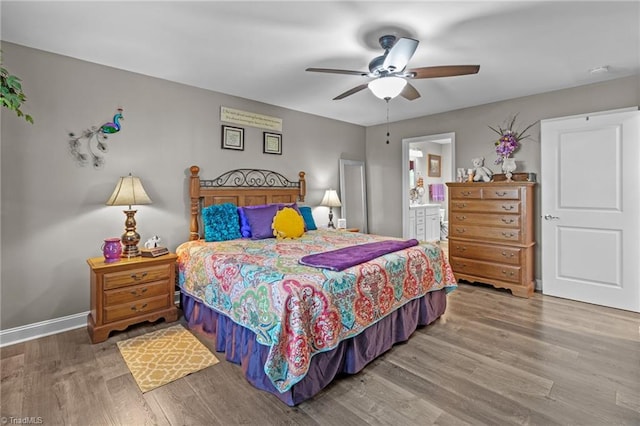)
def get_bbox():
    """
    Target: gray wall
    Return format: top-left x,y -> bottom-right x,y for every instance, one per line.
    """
0,43 -> 365,329
366,74 -> 640,279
